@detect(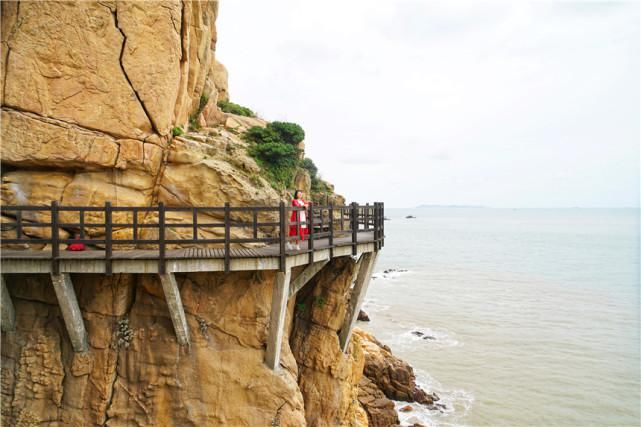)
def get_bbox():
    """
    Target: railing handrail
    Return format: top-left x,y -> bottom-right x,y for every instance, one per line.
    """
0,202 -> 385,273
